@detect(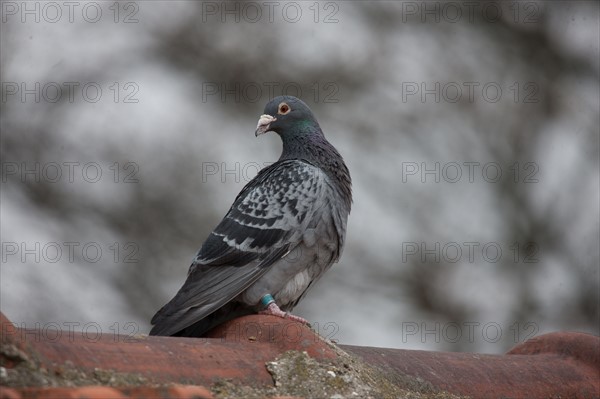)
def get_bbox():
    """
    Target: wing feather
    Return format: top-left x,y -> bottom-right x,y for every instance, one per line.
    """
150,160 -> 326,336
